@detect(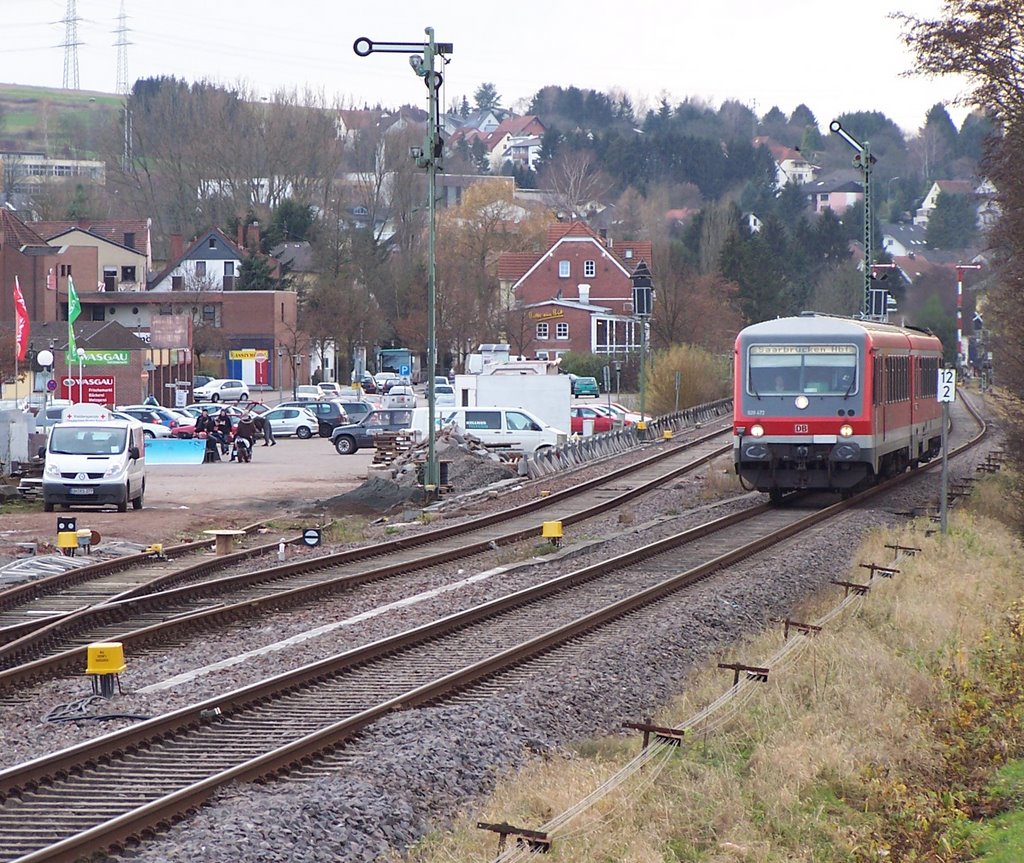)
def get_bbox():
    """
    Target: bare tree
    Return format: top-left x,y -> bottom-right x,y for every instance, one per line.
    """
539,150 -> 612,219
